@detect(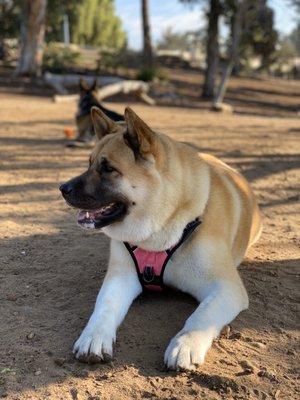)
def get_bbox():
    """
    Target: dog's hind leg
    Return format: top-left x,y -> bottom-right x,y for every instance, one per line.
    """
73,240 -> 142,364
164,246 -> 248,371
